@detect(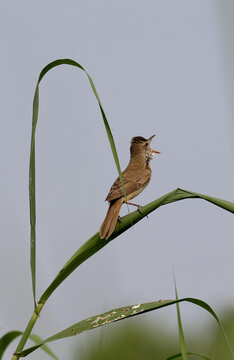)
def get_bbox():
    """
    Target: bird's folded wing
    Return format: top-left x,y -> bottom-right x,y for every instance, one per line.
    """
106,172 -> 150,201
